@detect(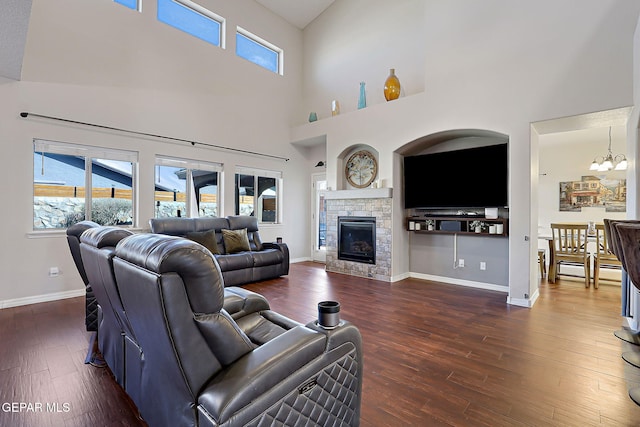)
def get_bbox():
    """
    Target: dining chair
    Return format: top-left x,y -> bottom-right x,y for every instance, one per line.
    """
593,223 -> 622,288
537,249 -> 546,278
549,223 -> 591,287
